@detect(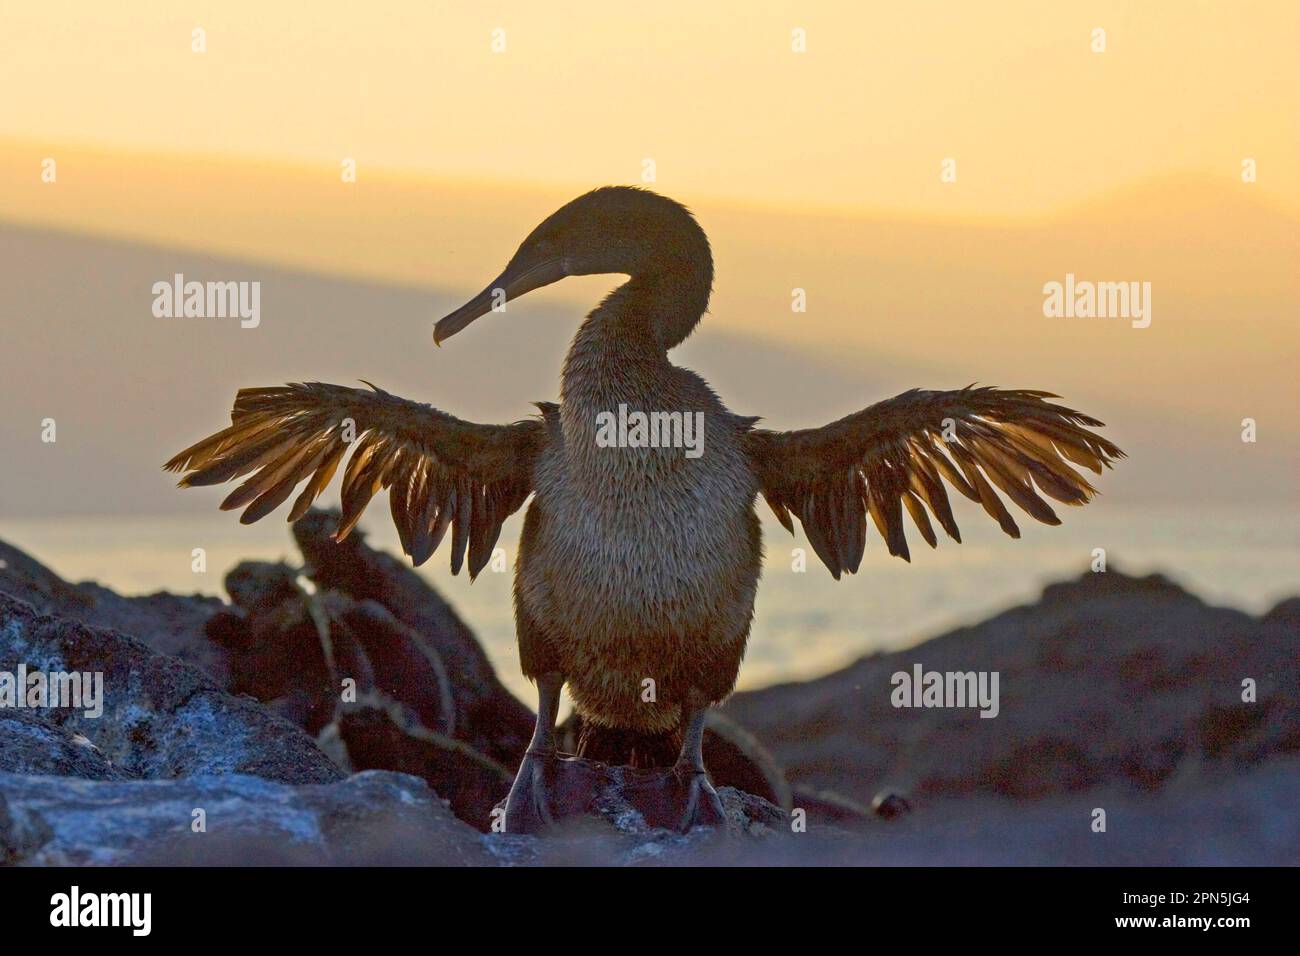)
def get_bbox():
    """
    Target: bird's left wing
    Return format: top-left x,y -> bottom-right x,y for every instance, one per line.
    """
745,386 -> 1124,578
164,382 -> 545,577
